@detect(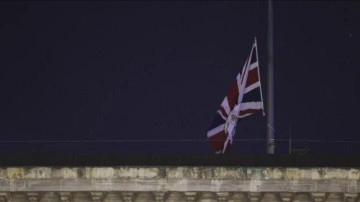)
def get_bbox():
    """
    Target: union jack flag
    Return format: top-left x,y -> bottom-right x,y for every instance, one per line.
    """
207,38 -> 265,154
